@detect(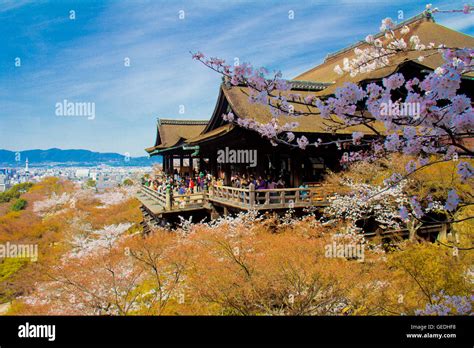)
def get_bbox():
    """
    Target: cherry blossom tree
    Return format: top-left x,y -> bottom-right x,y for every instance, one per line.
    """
415,291 -> 473,315
324,179 -> 444,239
